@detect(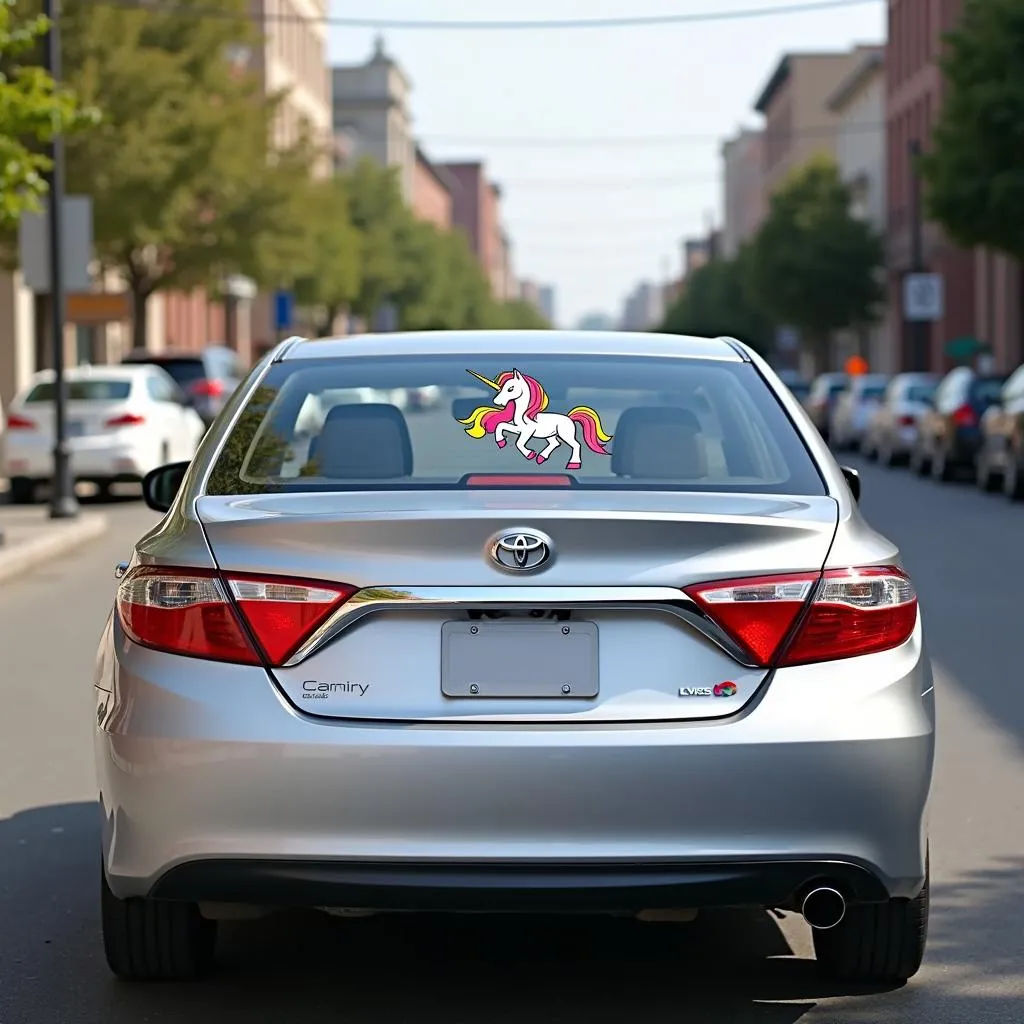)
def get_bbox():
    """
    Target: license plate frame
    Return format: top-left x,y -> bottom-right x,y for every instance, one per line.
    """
441,620 -> 599,699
